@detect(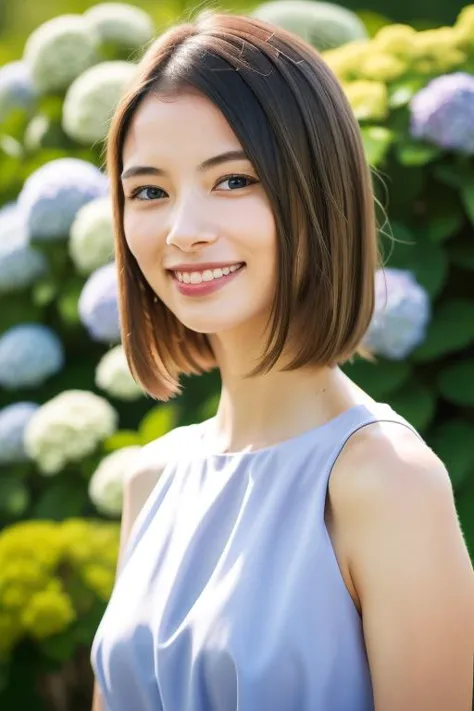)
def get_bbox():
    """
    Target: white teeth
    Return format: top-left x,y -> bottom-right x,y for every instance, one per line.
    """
174,264 -> 243,284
